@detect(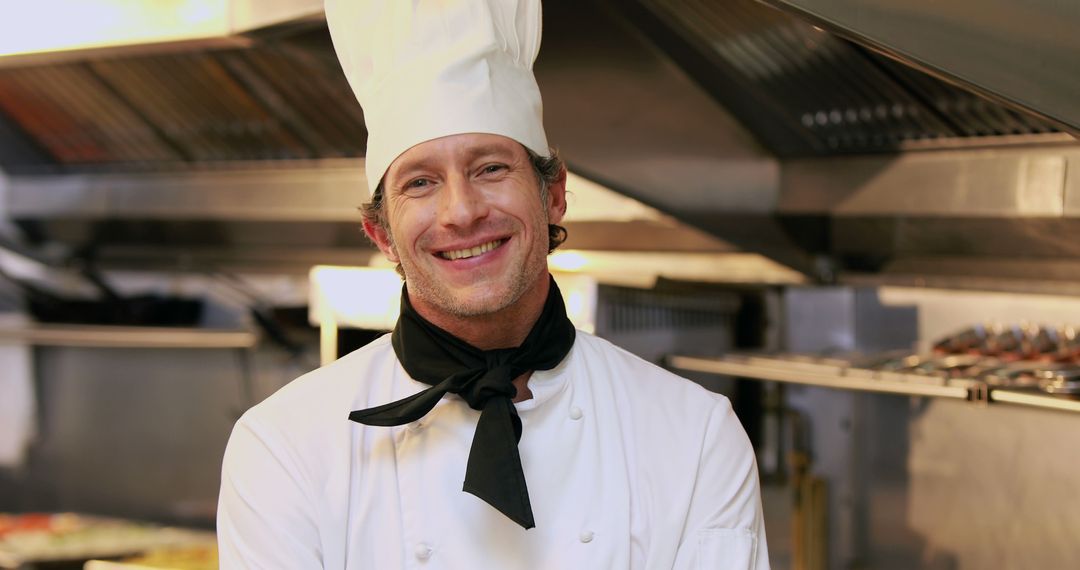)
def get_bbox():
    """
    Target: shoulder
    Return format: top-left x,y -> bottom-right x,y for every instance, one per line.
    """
568,331 -> 744,457
217,341 -> 406,568
569,333 -> 756,511
571,331 -> 727,416
222,334 -> 404,491
234,334 -> 400,443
